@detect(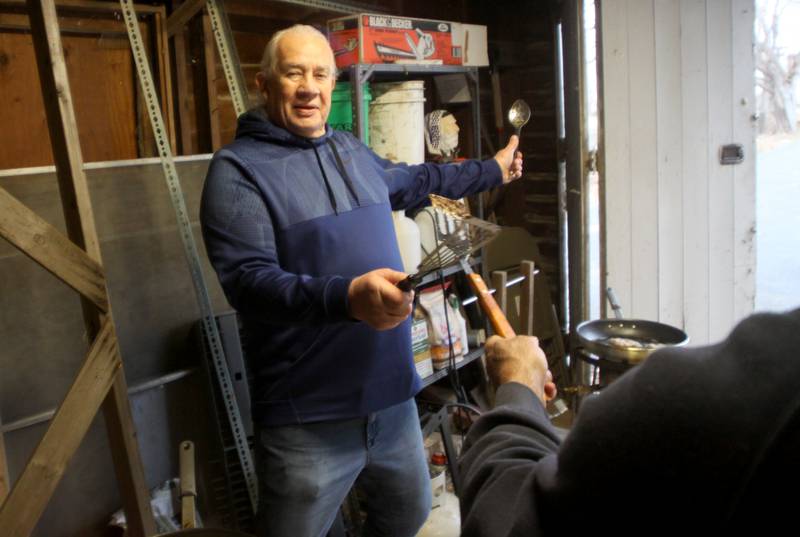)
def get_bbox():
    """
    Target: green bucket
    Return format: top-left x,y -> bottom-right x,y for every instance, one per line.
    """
329,81 -> 371,145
